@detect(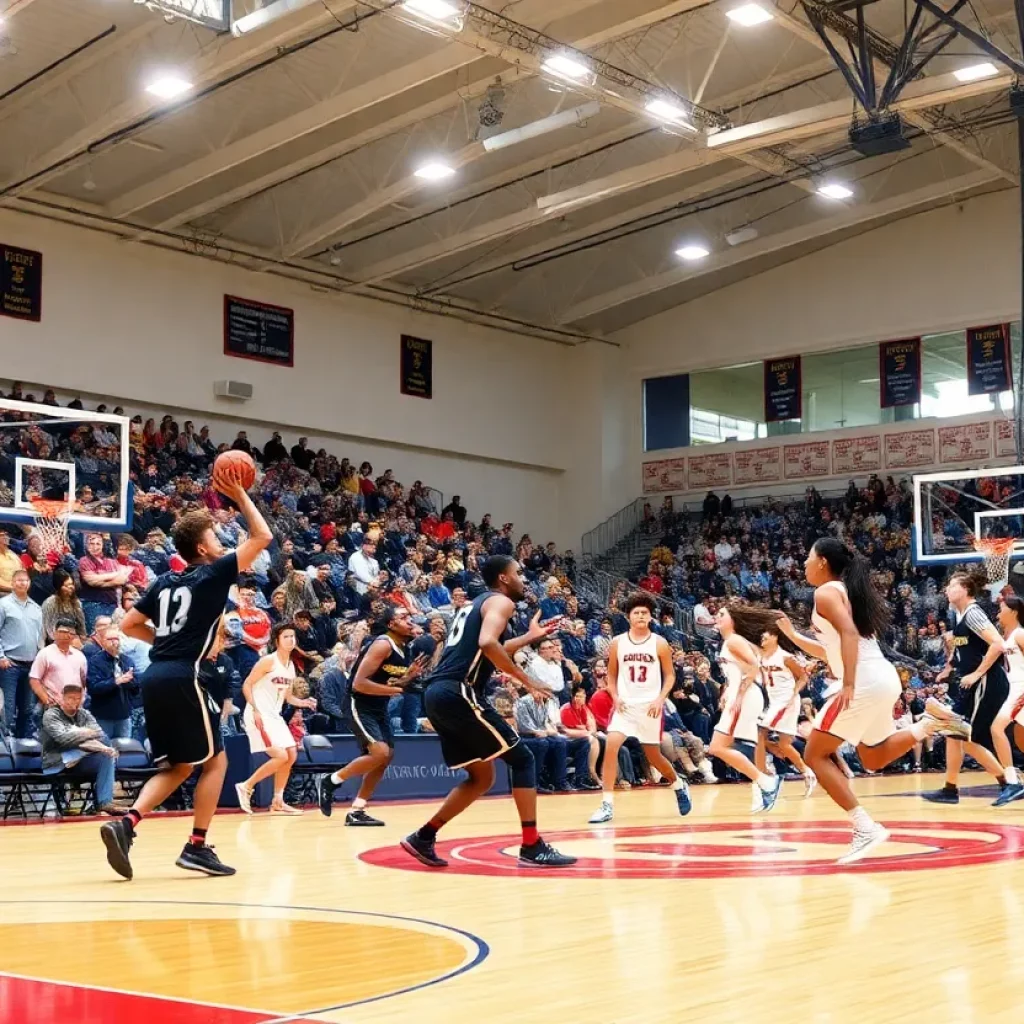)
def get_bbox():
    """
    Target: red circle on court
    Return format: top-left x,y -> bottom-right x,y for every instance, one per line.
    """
360,820 -> 1024,878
